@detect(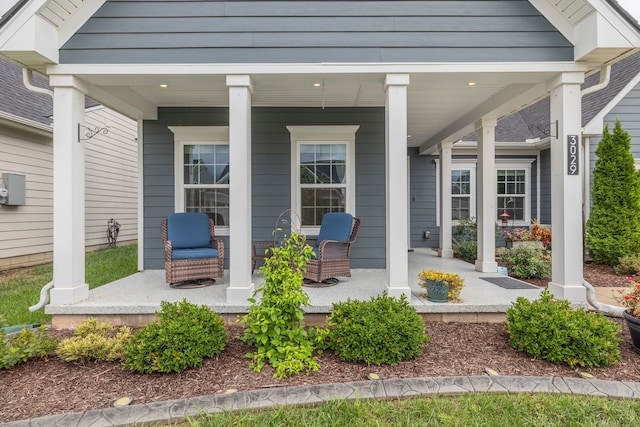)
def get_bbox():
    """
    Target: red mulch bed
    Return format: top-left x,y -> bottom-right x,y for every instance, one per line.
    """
0,263 -> 639,423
